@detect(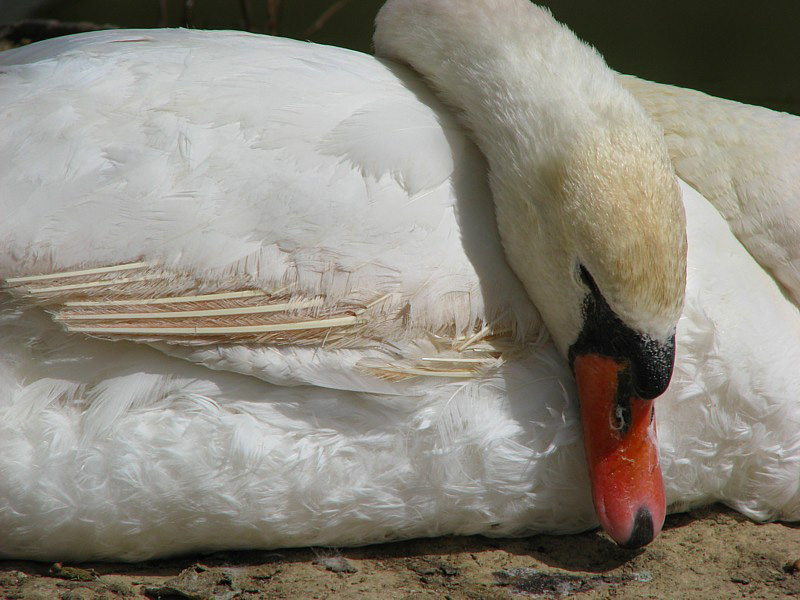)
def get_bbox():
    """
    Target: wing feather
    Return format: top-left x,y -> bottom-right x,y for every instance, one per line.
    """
2,261 -> 513,384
